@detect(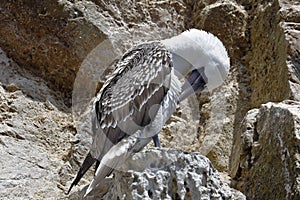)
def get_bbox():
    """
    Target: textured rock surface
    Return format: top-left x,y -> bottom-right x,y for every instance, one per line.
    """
230,108 -> 259,180
1,0 -> 300,200
0,0 -> 106,95
280,0 -> 300,101
229,1 -> 300,199
185,0 -> 294,171
0,49 -> 75,199
71,0 -> 186,52
68,149 -> 245,200
246,0 -> 290,107
230,102 -> 300,200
